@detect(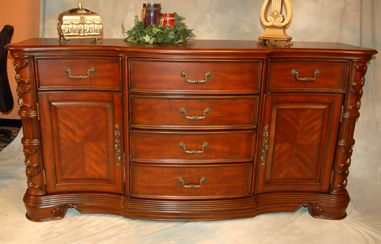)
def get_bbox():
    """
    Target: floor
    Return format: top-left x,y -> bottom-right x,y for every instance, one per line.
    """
0,126 -> 20,151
